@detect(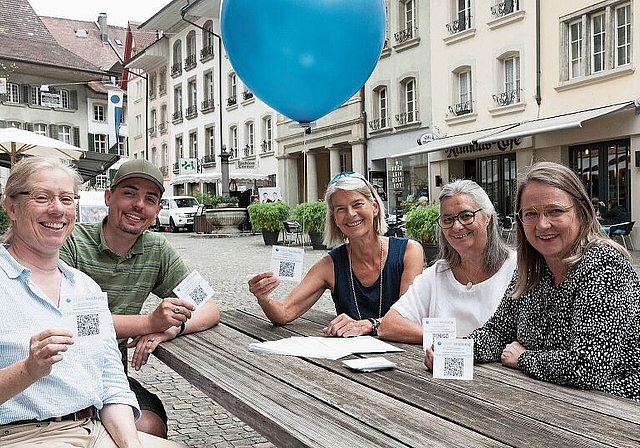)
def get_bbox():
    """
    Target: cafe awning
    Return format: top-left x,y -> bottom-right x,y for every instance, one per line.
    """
170,172 -> 271,185
393,124 -> 515,159
476,102 -> 634,144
